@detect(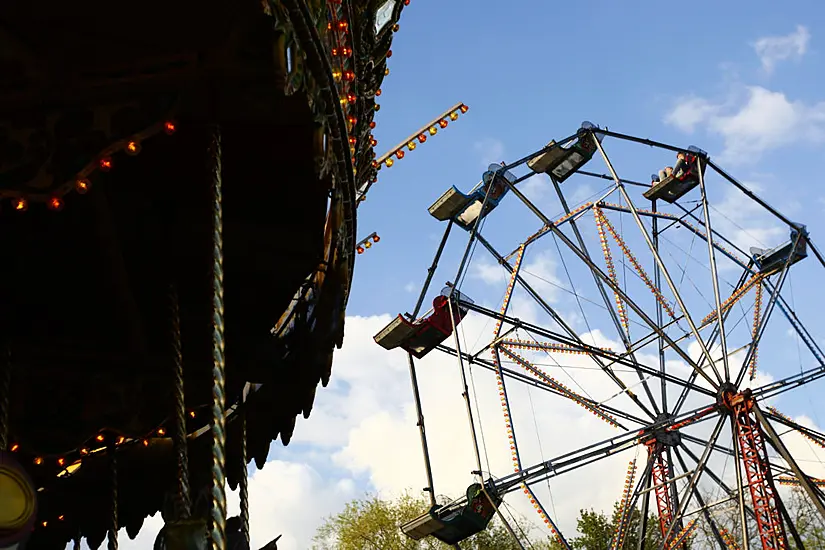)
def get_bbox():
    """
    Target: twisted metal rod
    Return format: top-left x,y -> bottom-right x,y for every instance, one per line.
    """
239,411 -> 249,545
208,125 -> 228,550
170,284 -> 191,519
0,347 -> 9,451
107,443 -> 119,550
